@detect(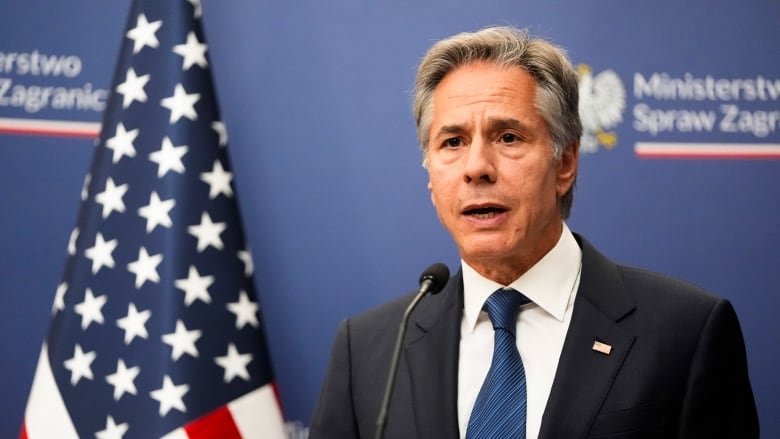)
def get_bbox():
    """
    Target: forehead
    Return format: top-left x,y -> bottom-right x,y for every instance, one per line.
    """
431,61 -> 540,123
